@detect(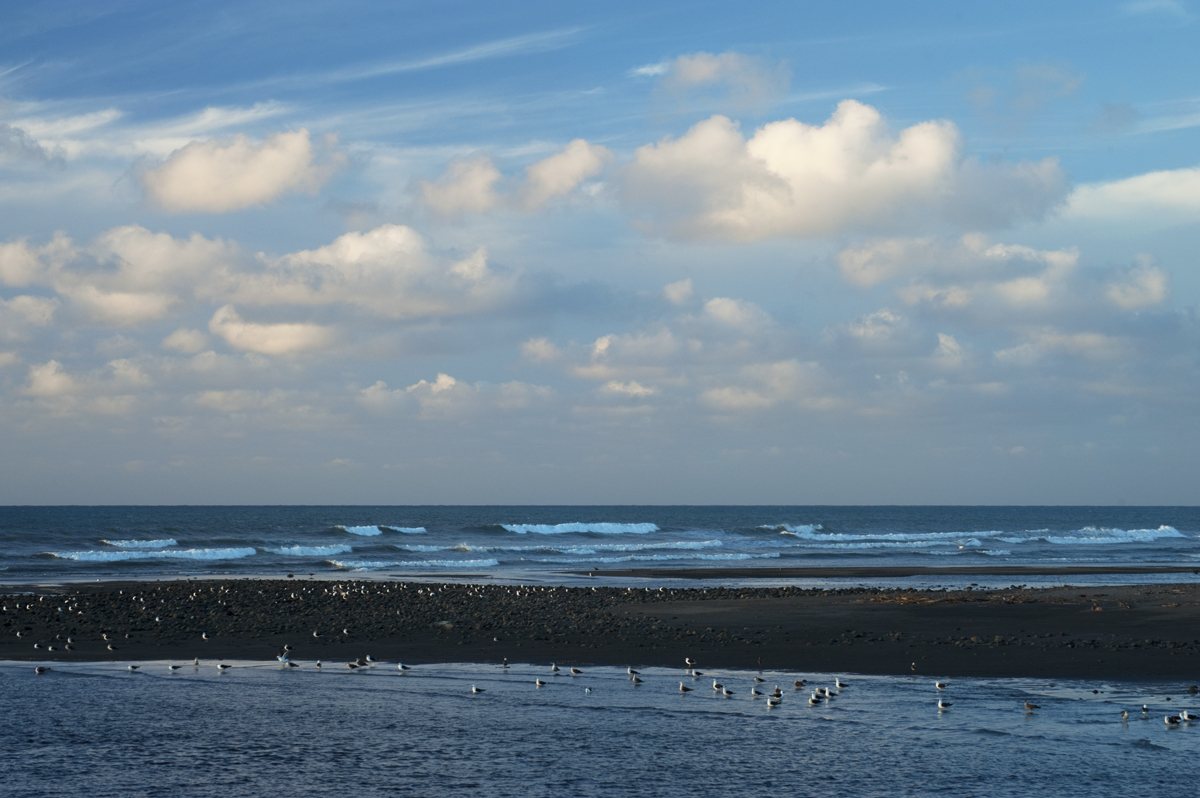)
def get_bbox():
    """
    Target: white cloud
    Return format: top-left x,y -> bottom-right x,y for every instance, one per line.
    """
23,359 -> 78,397
704,297 -> 771,330
933,333 -> 965,368
602,380 -> 657,397
161,328 -> 208,353
1065,166 -> 1200,225
702,360 -> 835,411
622,101 -> 1066,240
521,337 -> 561,363
520,139 -> 612,209
1107,257 -> 1167,309
231,224 -> 511,319
420,155 -> 502,217
663,278 -> 695,305
657,51 -> 790,108
995,330 -> 1128,364
0,233 -> 74,287
140,129 -> 343,213
0,351 -> 19,369
208,305 -> 335,355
